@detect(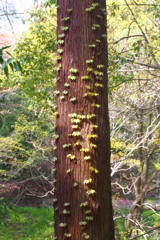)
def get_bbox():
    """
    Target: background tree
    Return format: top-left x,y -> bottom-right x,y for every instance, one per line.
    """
0,3 -> 57,205
54,0 -> 115,239
107,0 -> 160,238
